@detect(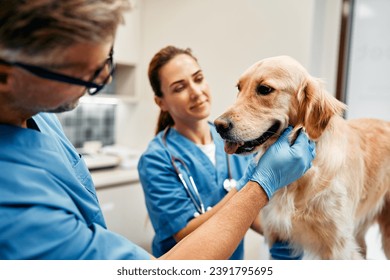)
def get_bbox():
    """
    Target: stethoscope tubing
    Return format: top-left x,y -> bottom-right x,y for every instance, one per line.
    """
178,173 -> 205,214
162,125 -> 234,216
